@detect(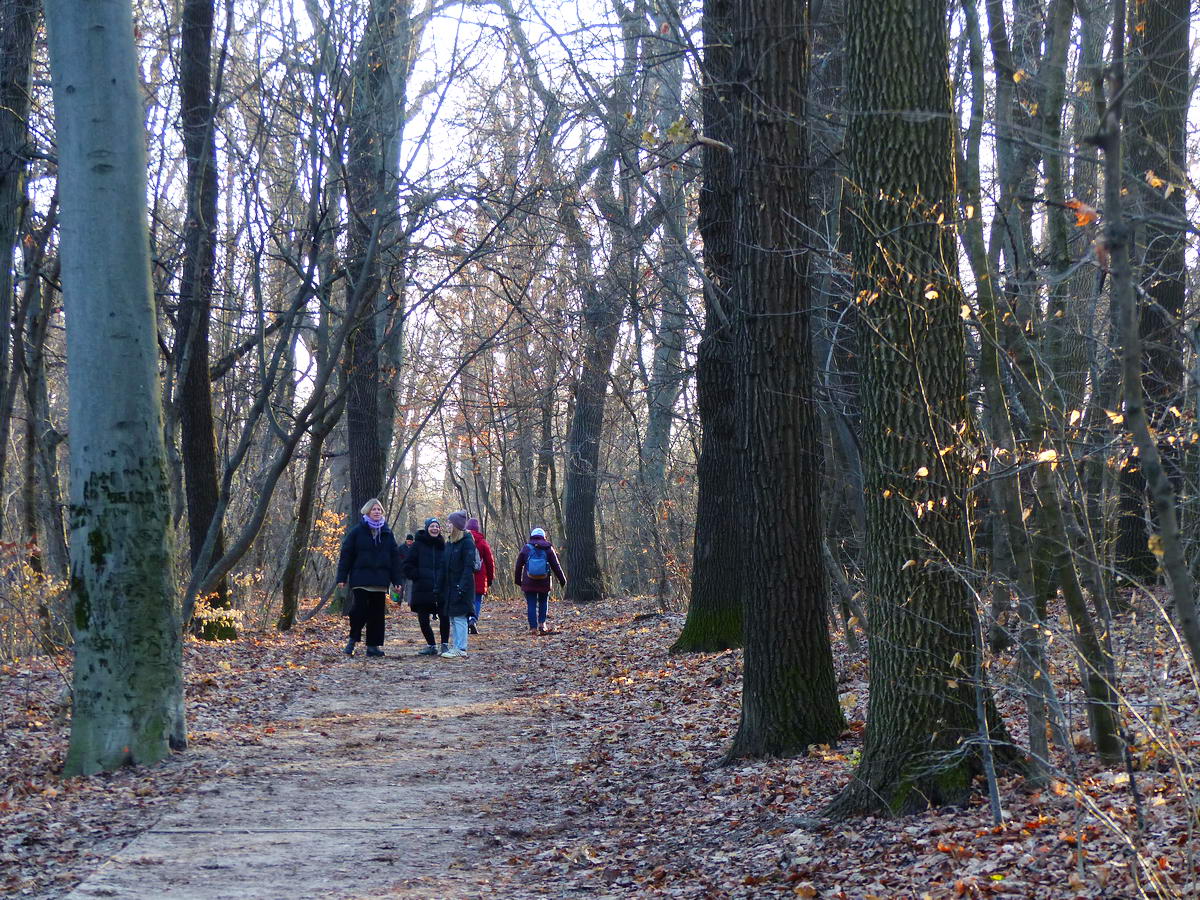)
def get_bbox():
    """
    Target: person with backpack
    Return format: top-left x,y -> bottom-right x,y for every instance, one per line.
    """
440,511 -> 479,658
465,516 -> 495,634
403,517 -> 447,655
514,527 -> 566,635
335,498 -> 405,657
